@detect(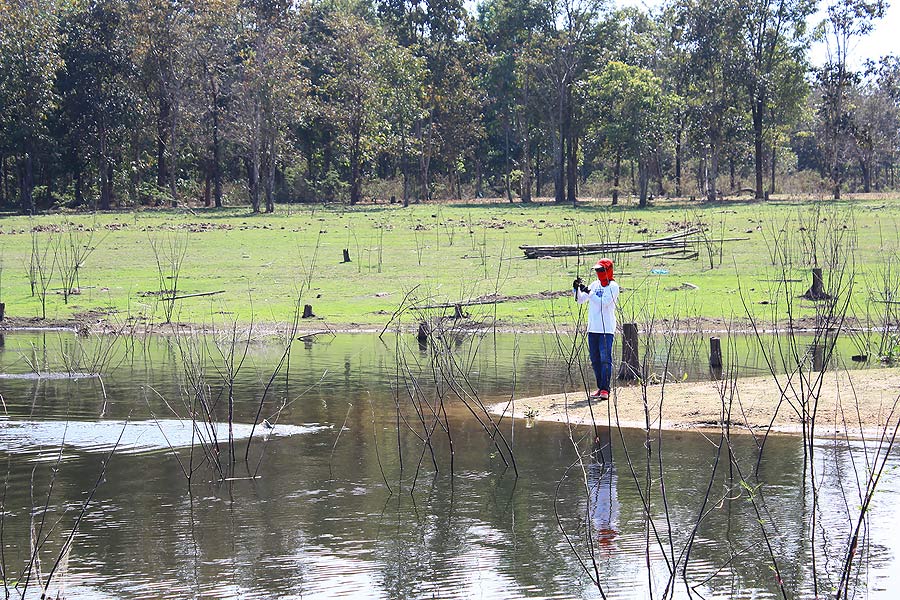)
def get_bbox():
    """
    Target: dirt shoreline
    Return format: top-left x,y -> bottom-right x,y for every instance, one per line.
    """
491,368 -> 900,438
0,313 -> 872,338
